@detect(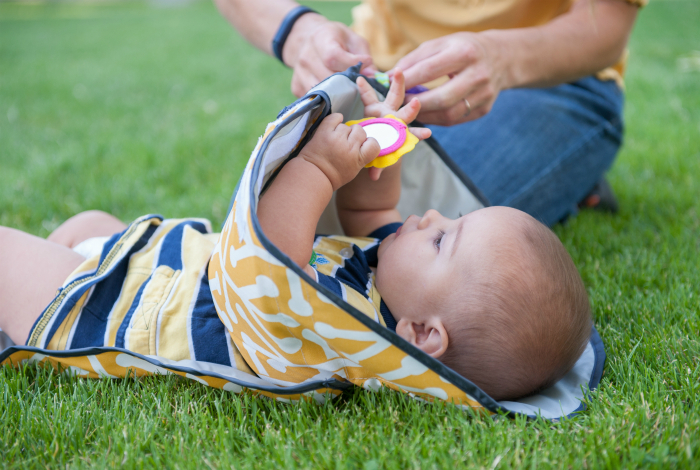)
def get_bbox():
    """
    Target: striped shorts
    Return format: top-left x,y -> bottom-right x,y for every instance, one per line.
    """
27,215 -> 253,374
